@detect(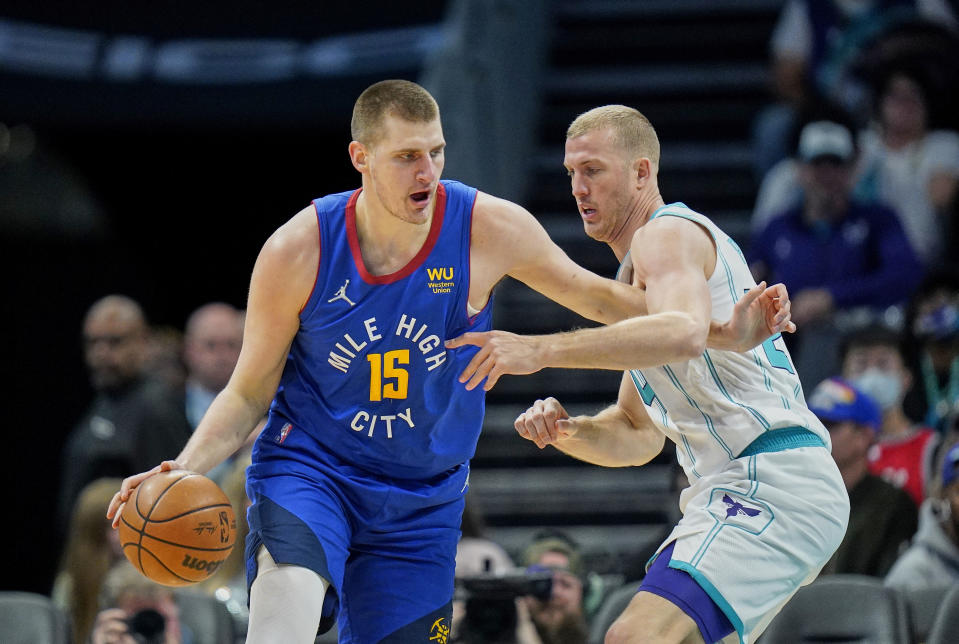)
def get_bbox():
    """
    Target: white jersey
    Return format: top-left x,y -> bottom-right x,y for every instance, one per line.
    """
622,203 -> 830,481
